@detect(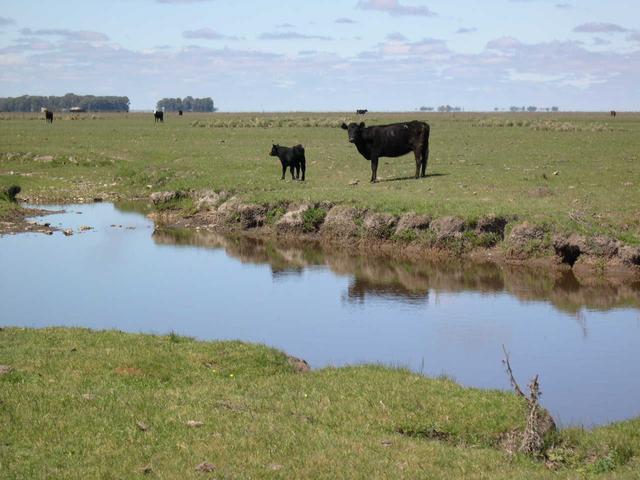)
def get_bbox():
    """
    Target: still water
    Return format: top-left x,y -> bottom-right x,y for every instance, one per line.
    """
1,203 -> 639,427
